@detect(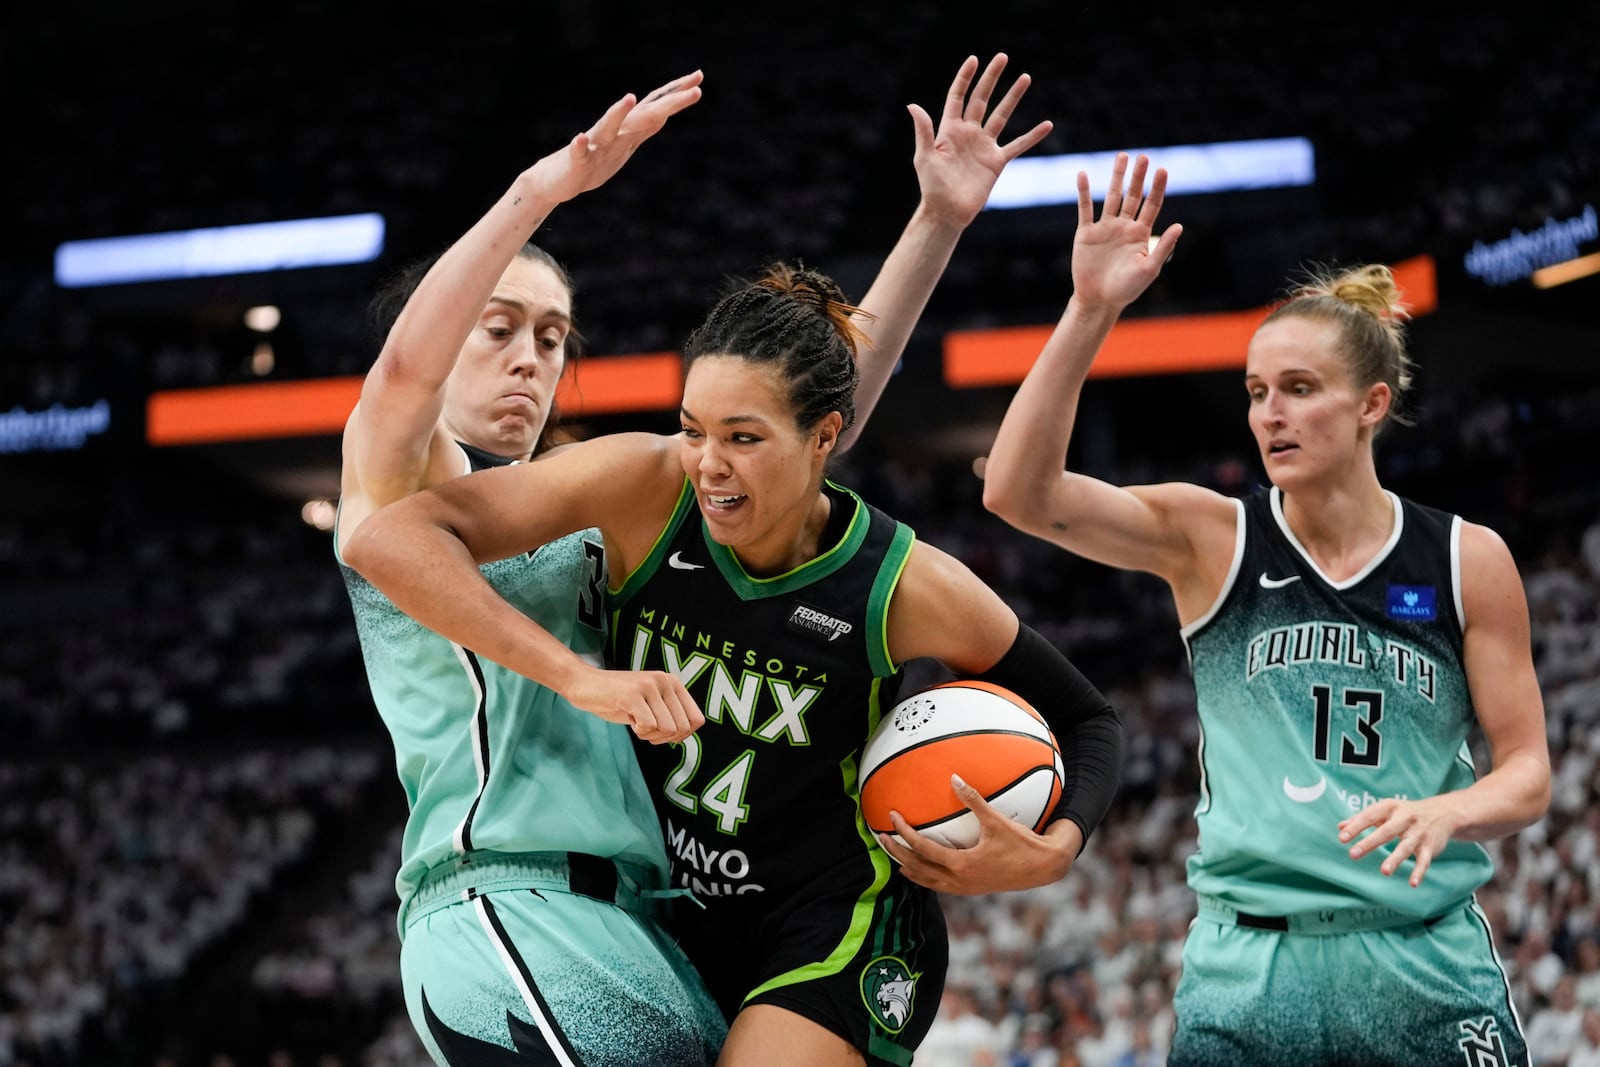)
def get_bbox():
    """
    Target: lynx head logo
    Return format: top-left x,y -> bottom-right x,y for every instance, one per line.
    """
860,955 -> 919,1034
